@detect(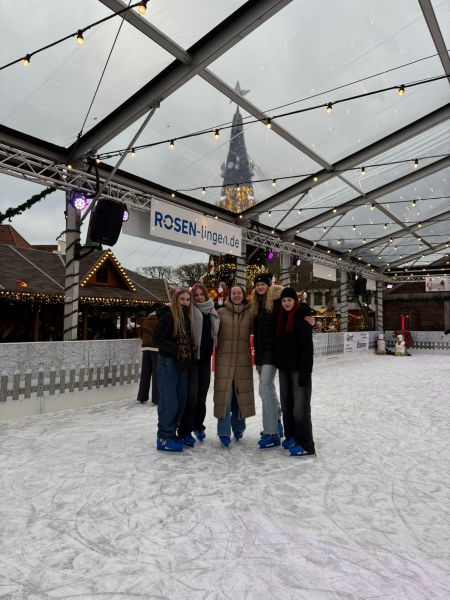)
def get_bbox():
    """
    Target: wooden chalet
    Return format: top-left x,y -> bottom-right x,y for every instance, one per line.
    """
0,226 -> 169,342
